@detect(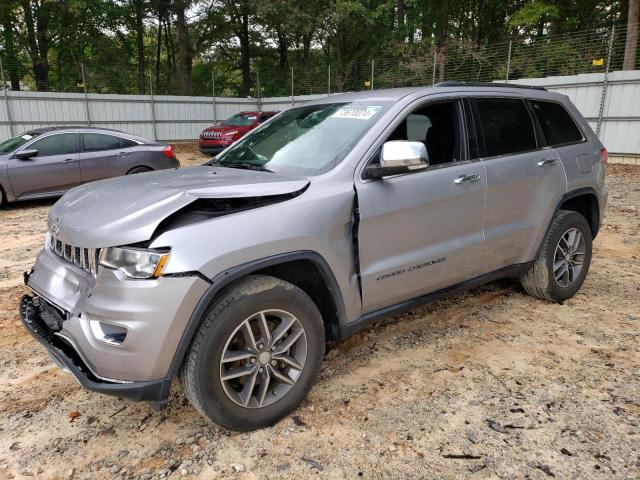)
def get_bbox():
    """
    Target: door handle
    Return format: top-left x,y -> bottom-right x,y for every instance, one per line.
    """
64,158 -> 75,162
454,173 -> 480,184
537,158 -> 557,166
117,151 -> 130,156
